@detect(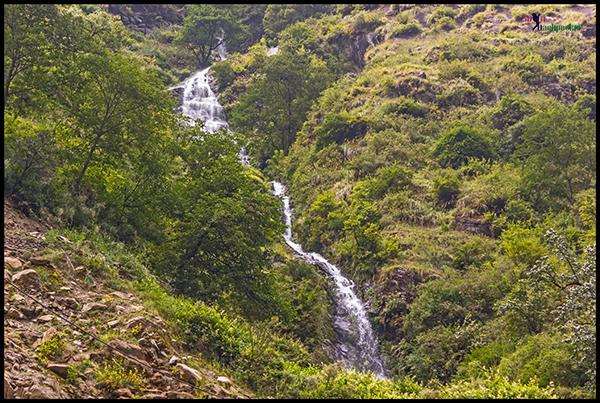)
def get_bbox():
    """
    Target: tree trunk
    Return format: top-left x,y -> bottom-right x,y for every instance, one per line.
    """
73,132 -> 102,193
